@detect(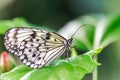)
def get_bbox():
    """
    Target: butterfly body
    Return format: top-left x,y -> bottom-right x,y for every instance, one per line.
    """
4,27 -> 72,68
